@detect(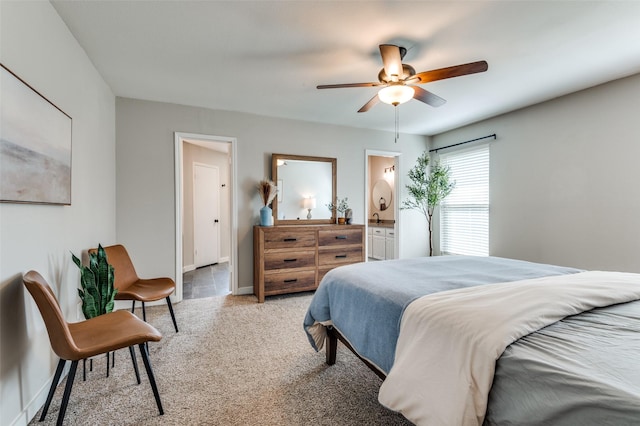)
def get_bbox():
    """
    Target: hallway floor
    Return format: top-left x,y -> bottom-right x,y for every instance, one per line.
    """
183,262 -> 230,299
